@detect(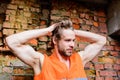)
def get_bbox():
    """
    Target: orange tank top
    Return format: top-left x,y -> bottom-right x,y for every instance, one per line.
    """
34,51 -> 87,80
